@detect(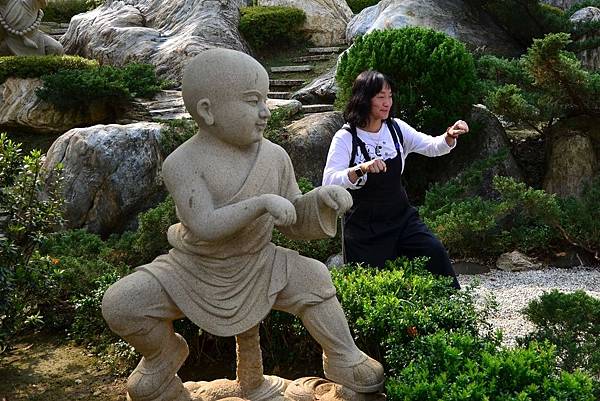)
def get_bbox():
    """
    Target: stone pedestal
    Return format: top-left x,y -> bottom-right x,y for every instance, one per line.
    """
181,376 -> 386,401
